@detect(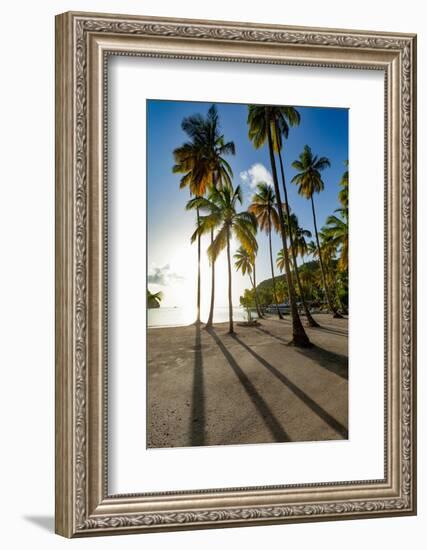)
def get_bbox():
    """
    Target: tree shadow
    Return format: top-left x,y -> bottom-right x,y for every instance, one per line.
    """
190,323 -> 205,446
295,345 -> 348,380
232,334 -> 348,439
207,328 -> 291,442
314,325 -> 348,337
255,325 -> 290,345
256,326 -> 348,380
